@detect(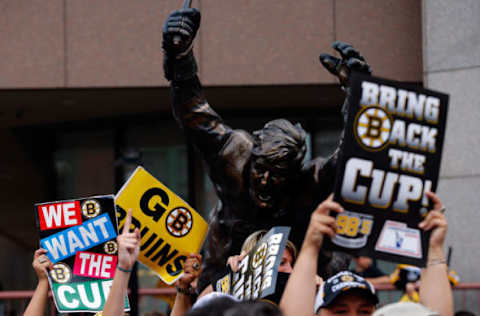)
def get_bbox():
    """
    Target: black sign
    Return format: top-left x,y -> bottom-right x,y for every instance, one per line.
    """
331,73 -> 449,266
215,227 -> 291,300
